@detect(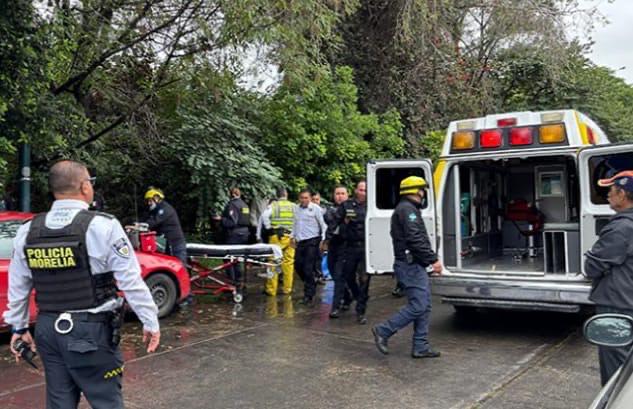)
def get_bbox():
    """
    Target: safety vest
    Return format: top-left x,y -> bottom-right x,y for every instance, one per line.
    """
24,210 -> 117,312
271,200 -> 295,231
